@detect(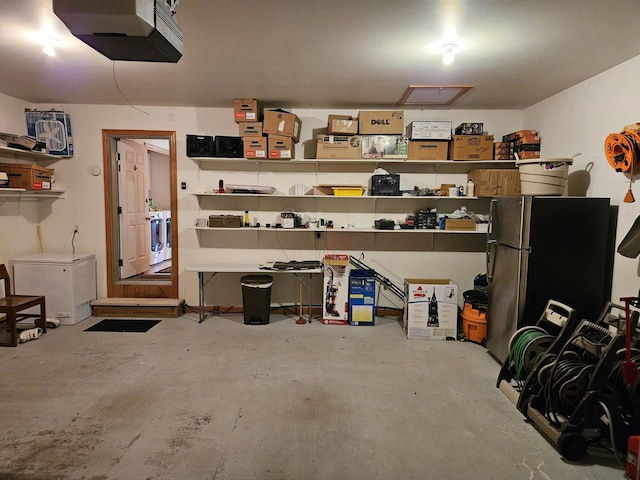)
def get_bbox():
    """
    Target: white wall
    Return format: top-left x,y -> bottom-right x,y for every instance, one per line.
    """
524,55 -> 640,301
0,98 -> 522,307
